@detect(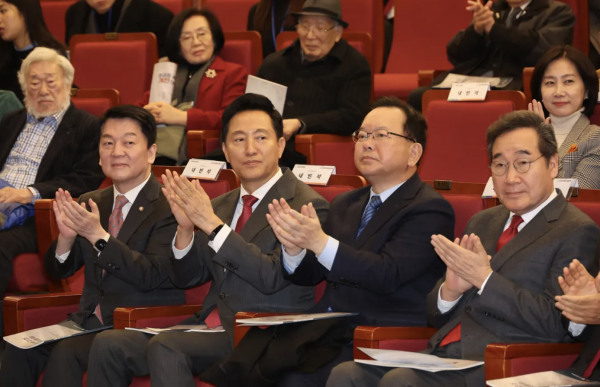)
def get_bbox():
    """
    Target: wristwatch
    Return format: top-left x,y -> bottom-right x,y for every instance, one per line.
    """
208,224 -> 224,241
95,238 -> 107,251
